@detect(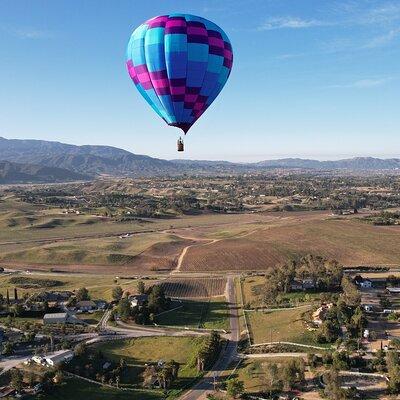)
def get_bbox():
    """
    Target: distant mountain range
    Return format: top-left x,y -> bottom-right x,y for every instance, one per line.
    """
0,160 -> 90,184
0,137 -> 399,183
